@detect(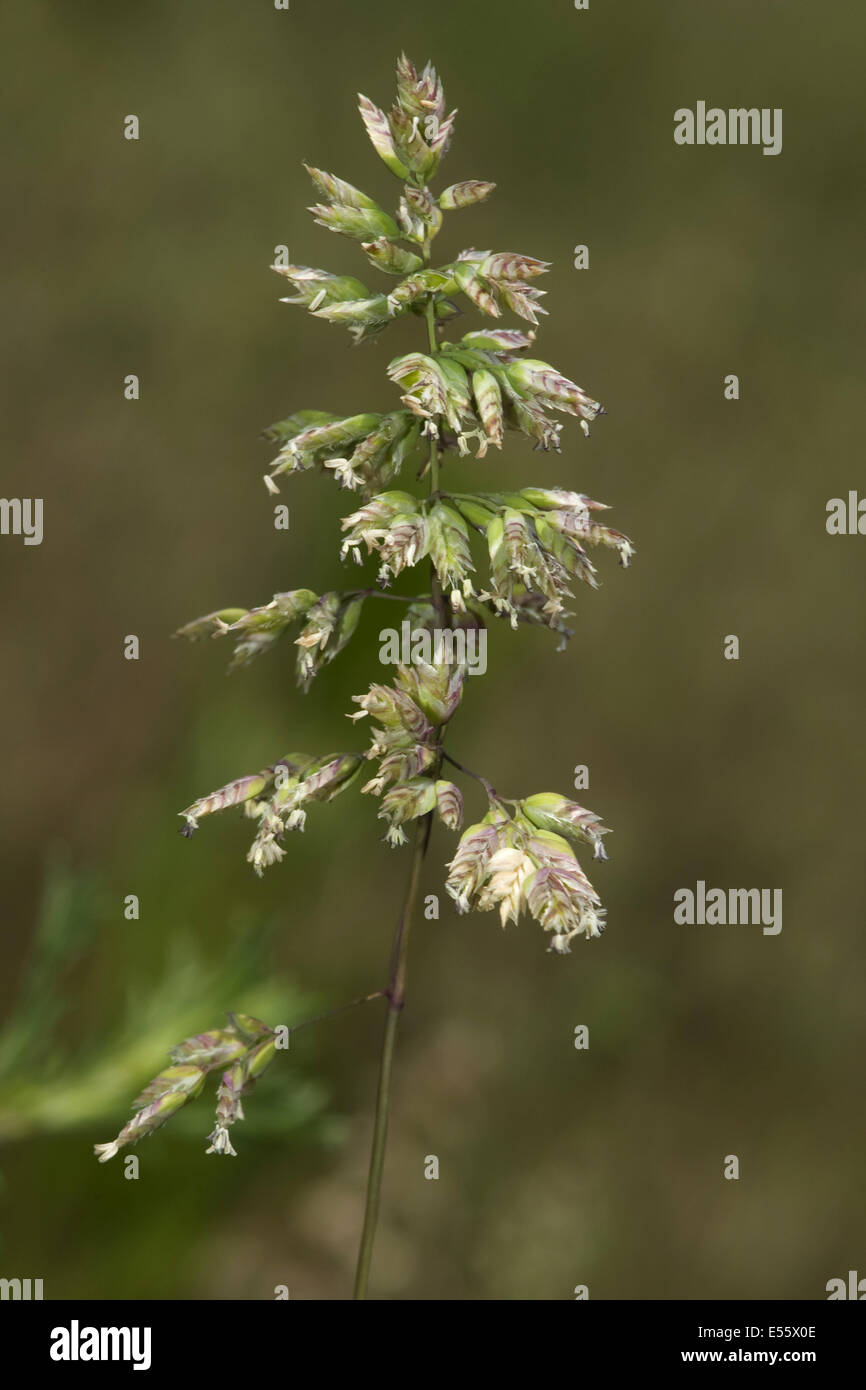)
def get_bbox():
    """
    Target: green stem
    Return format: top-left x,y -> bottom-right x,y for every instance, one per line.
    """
424,299 -> 440,493
353,267 -> 446,1300
423,297 -> 438,355
286,990 -> 385,1038
347,588 -> 433,604
353,815 -> 431,1299
424,295 -> 449,629
420,282 -> 444,601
